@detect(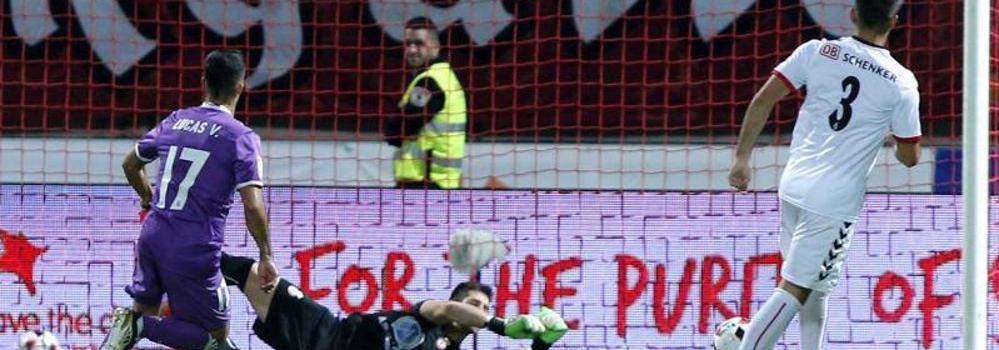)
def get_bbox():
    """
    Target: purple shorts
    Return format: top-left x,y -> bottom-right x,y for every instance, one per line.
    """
125,215 -> 230,330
